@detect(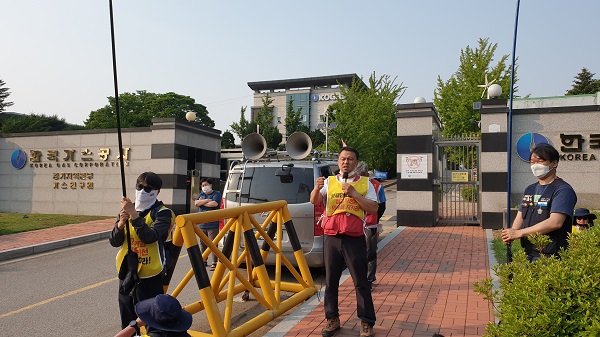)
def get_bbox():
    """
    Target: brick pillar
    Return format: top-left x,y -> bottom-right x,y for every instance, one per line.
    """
479,99 -> 508,229
396,102 -> 442,227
